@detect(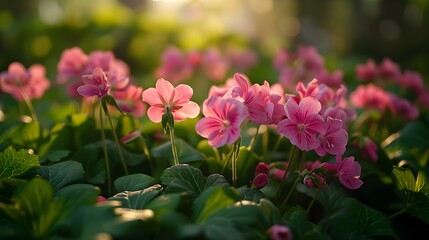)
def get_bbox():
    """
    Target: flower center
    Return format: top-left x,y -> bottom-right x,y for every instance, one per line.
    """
297,123 -> 305,131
